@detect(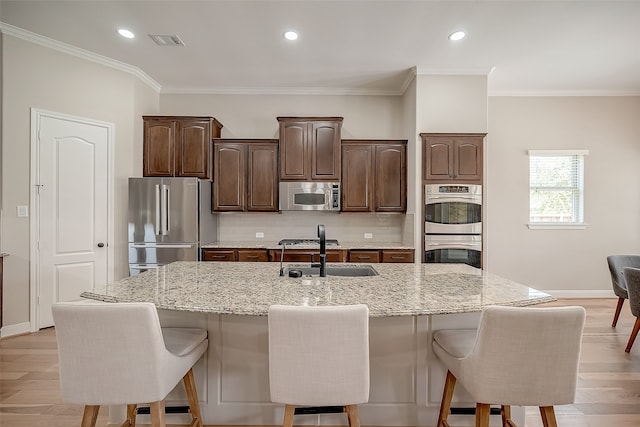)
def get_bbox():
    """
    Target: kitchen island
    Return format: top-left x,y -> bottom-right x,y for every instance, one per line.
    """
81,262 -> 554,426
